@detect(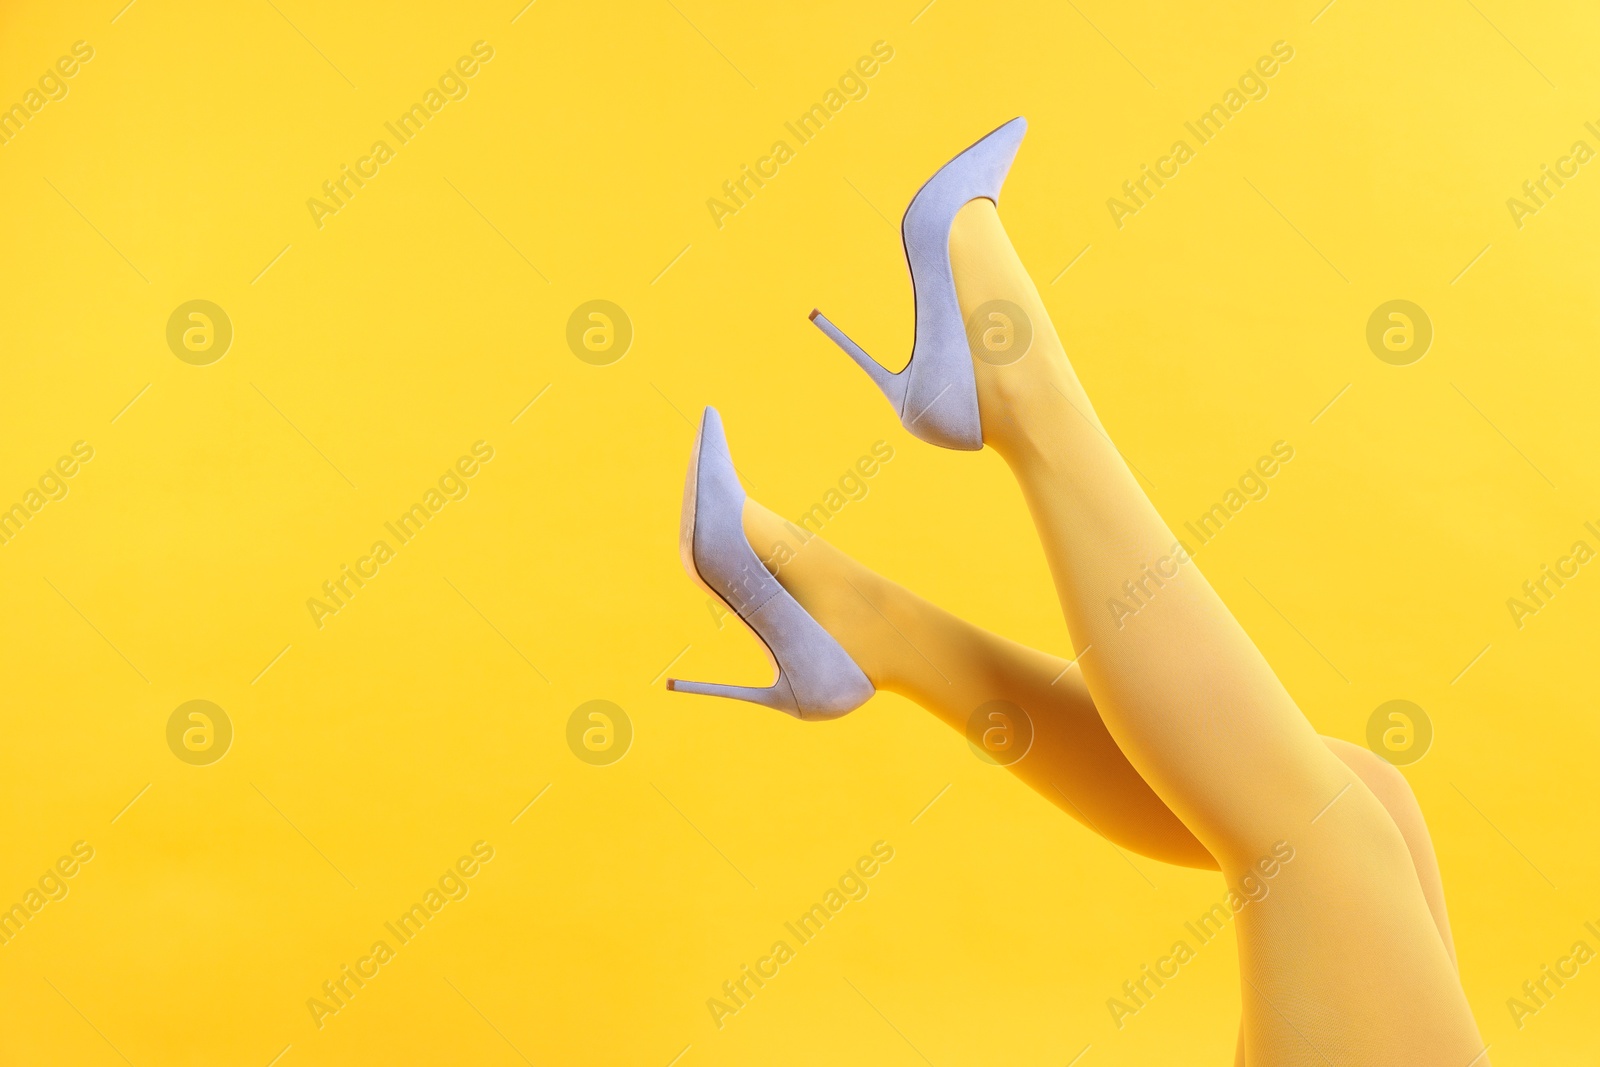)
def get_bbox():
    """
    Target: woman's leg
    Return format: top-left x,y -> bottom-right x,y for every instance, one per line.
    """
741,504 -> 1462,970
742,499 -> 1213,869
946,198 -> 1484,1062
1323,739 -> 1458,968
